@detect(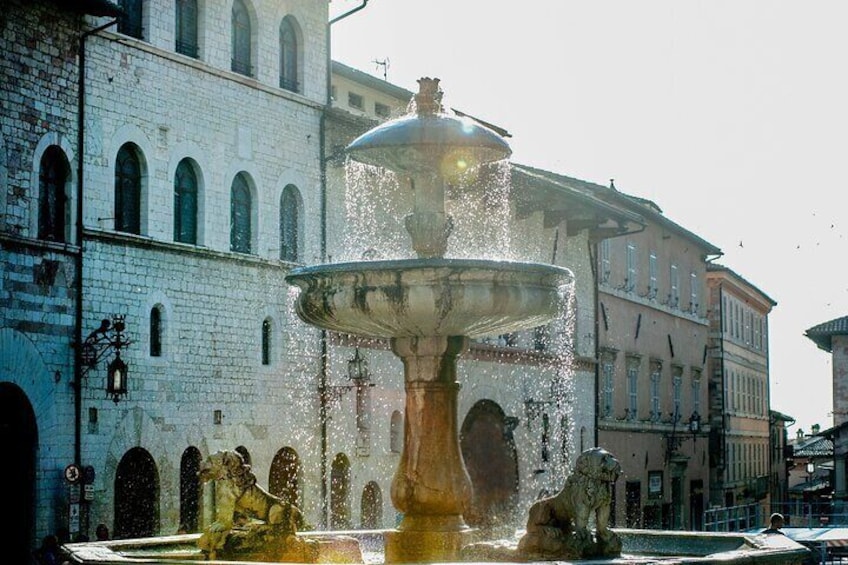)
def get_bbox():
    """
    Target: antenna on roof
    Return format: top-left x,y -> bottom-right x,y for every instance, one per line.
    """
373,58 -> 389,81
